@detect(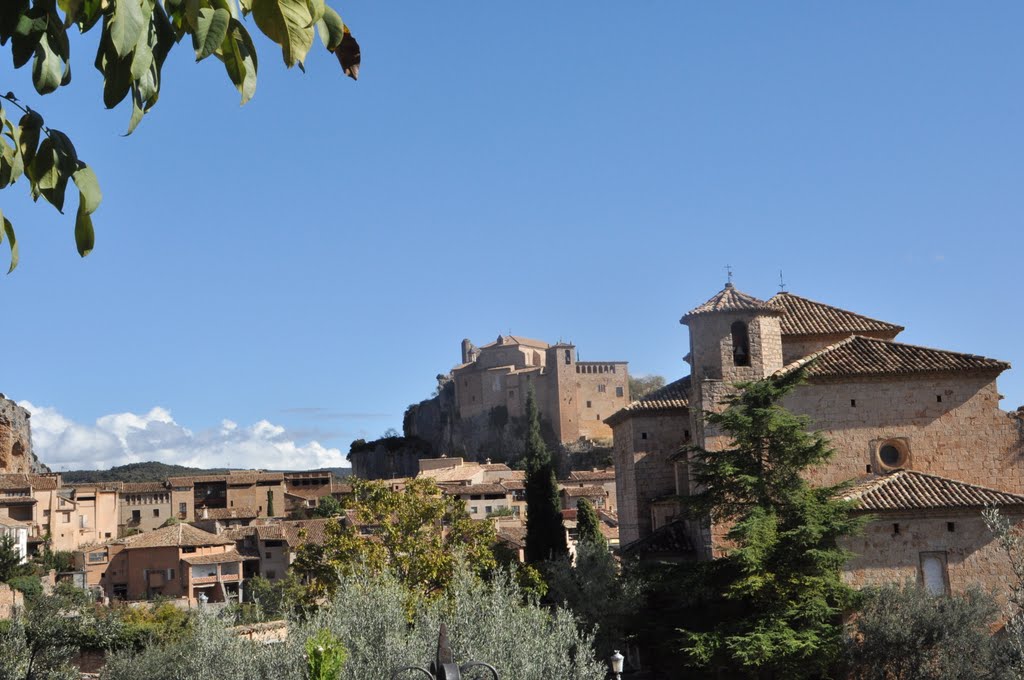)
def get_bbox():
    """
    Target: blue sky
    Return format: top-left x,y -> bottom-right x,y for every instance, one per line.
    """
1,2 -> 1022,470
